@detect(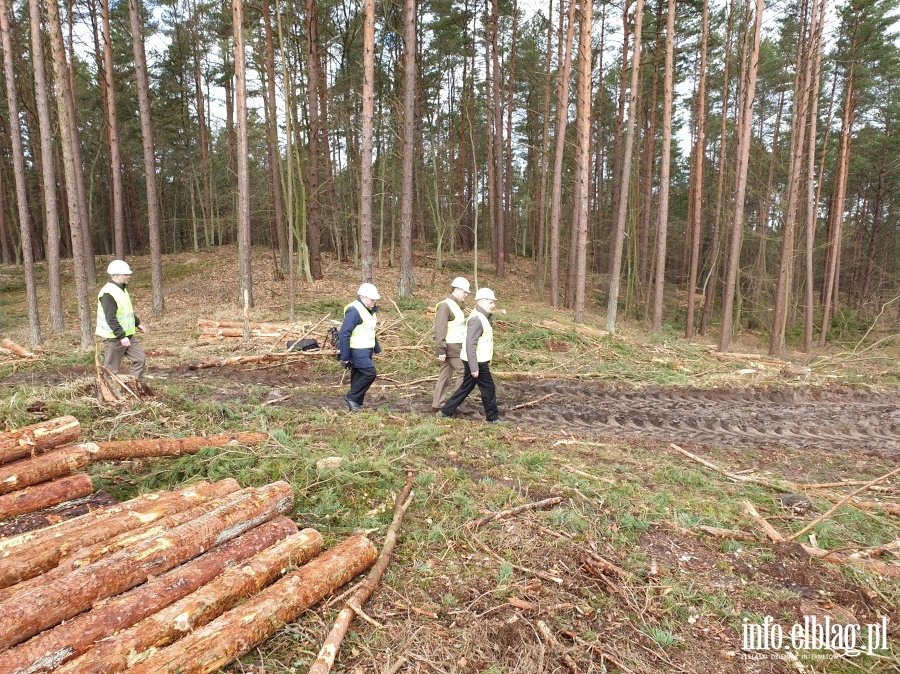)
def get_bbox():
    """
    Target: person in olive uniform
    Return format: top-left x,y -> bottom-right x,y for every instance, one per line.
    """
95,260 -> 149,380
437,288 -> 503,423
339,283 -> 382,411
432,277 -> 473,414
